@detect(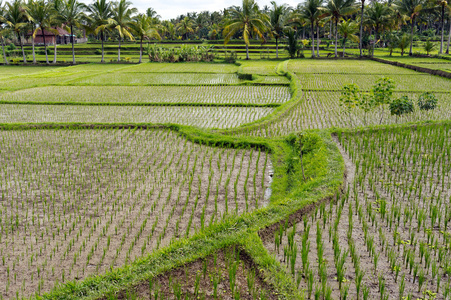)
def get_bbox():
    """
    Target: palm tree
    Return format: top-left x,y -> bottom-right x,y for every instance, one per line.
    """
56,0 -> 84,64
321,0 -> 357,57
111,0 -> 136,61
129,13 -> 160,63
84,0 -> 112,62
397,32 -> 411,55
27,0 -> 54,64
365,2 -> 392,48
208,23 -> 221,39
4,0 -> 29,63
176,16 -> 194,39
395,0 -> 424,55
26,0 -> 37,63
446,6 -> 451,54
0,0 -> 10,64
222,0 -> 269,60
425,0 -> 448,54
162,20 -> 176,40
146,7 -> 160,19
269,1 -> 290,58
300,0 -> 323,58
358,0 -> 365,56
50,0 -> 64,63
338,18 -> 359,55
